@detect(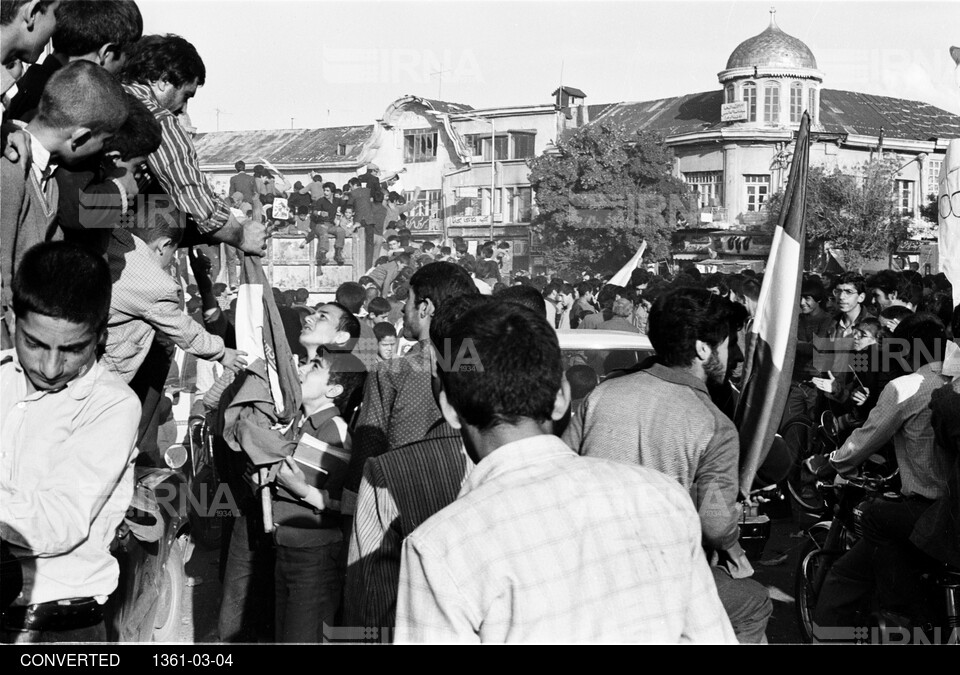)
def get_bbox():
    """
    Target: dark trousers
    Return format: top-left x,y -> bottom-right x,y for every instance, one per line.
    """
274,538 -> 343,643
815,496 -> 934,630
129,336 -> 176,467
1,620 -> 106,644
712,568 -> 773,643
218,513 -> 275,642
